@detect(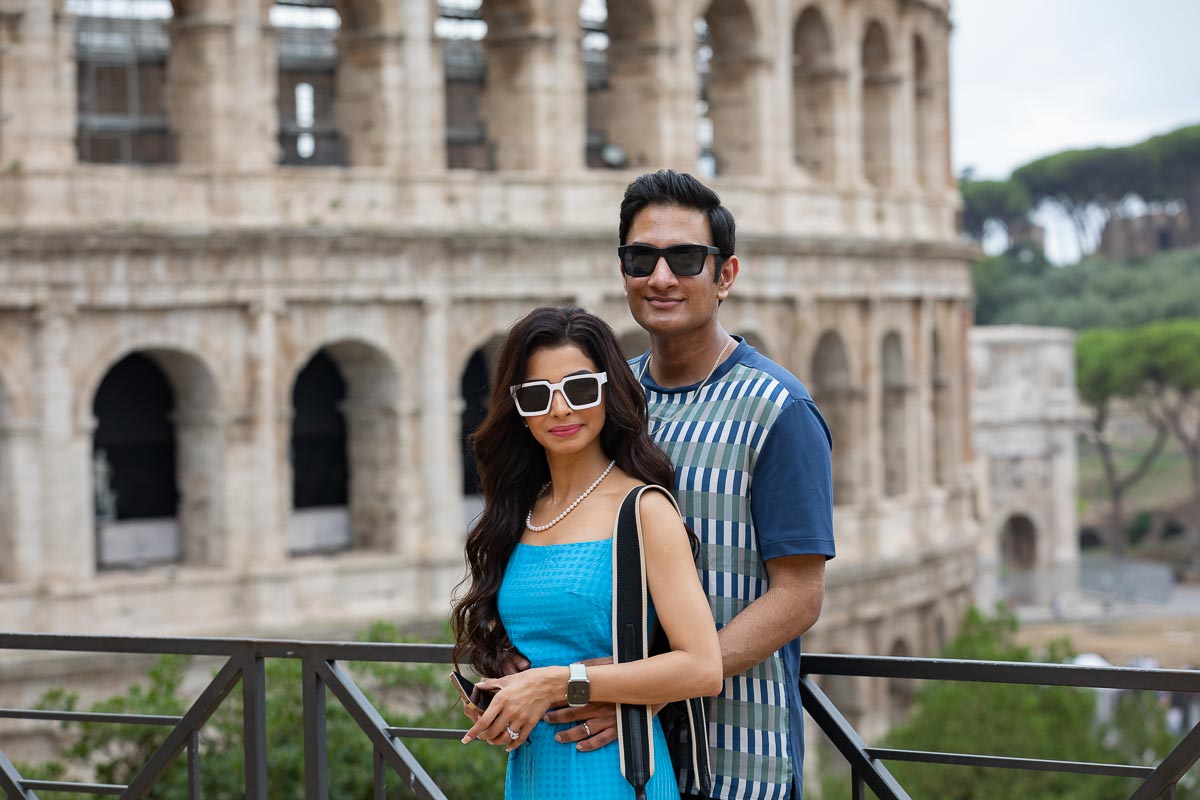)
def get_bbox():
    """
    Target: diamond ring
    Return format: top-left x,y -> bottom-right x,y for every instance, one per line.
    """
506,724 -> 520,741
583,721 -> 592,736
